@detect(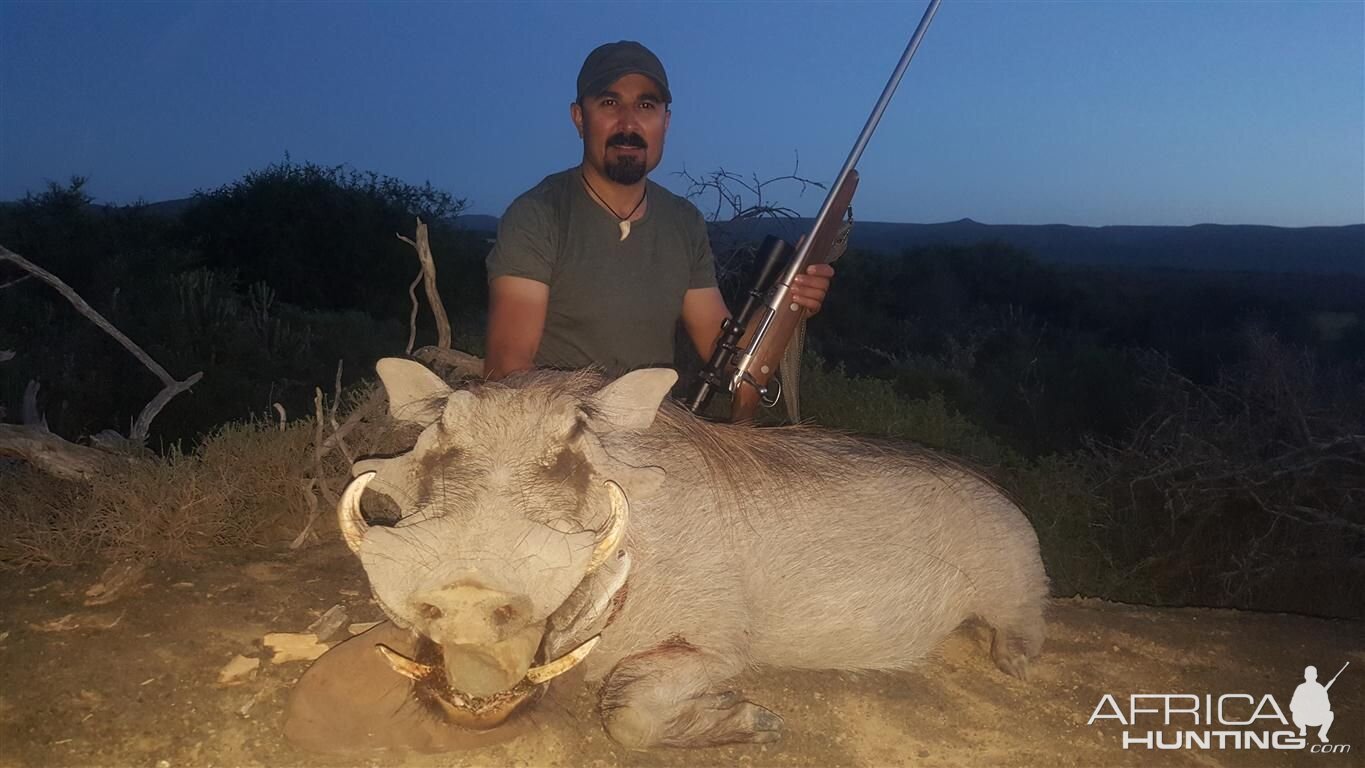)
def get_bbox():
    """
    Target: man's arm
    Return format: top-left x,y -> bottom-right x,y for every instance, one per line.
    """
484,276 -> 550,380
681,286 -> 731,361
